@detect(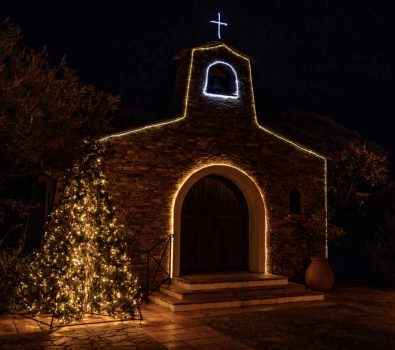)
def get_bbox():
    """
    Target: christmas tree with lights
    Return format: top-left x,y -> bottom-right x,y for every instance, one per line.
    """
22,141 -> 140,323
